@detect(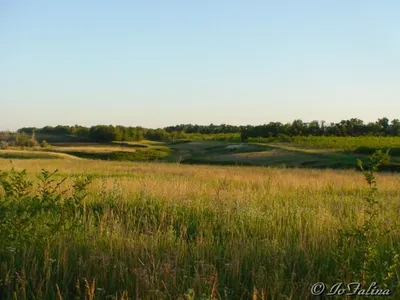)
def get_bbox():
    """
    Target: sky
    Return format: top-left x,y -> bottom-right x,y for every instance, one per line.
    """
1,0 -> 399,131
